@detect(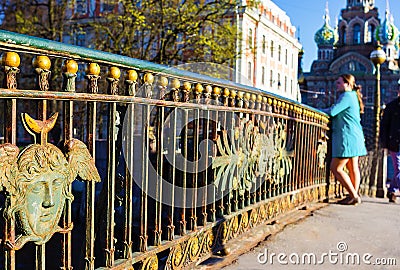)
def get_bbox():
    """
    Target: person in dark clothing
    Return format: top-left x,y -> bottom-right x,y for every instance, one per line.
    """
380,82 -> 400,203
